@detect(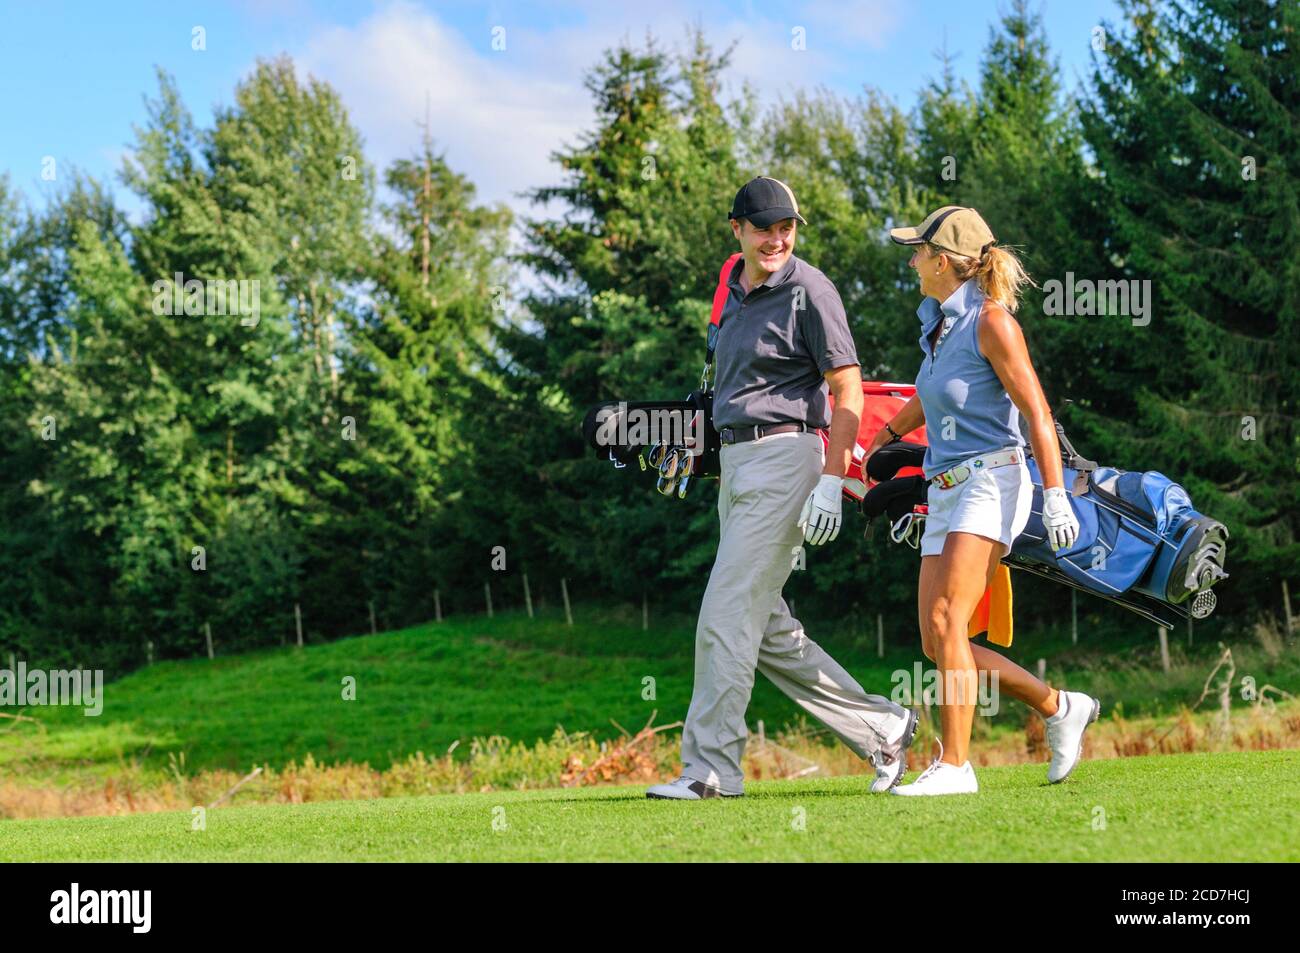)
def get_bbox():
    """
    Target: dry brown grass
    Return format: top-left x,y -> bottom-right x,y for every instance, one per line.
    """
3,699 -> 1298,821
